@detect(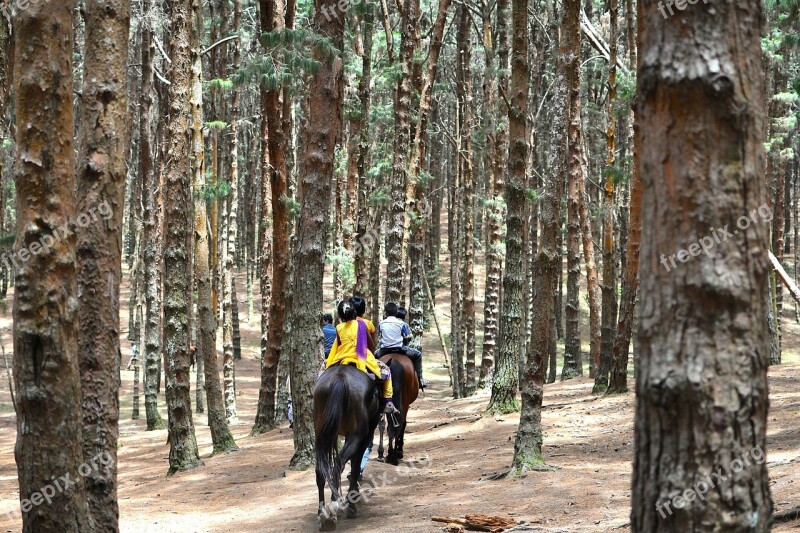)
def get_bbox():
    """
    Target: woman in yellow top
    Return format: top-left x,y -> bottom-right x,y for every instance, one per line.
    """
326,299 -> 399,415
